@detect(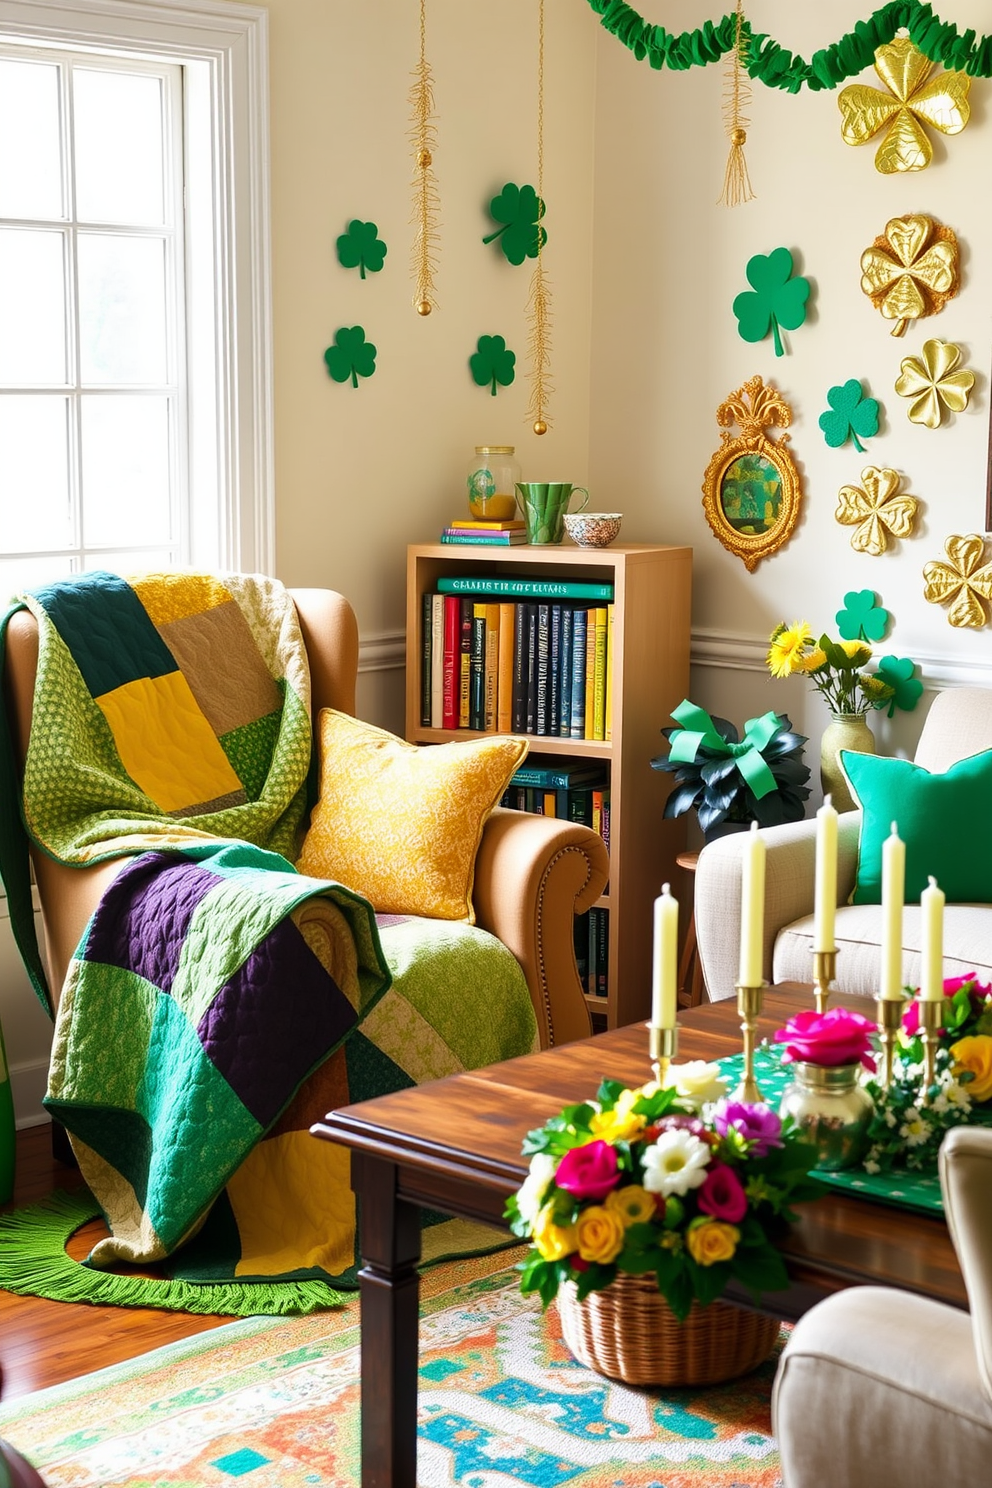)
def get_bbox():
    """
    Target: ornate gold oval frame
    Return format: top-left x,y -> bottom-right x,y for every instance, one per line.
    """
701,376 -> 802,573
